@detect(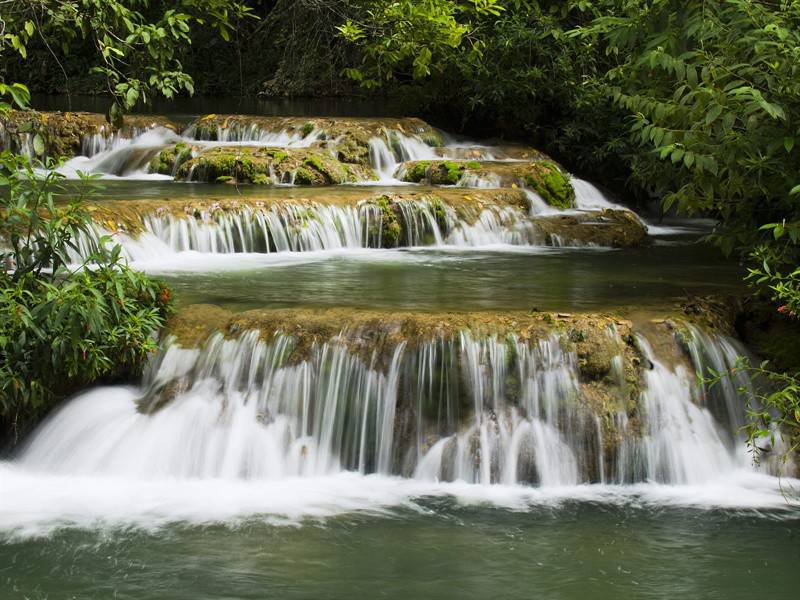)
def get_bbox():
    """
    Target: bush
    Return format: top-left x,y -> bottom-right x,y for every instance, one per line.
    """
0,152 -> 170,443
